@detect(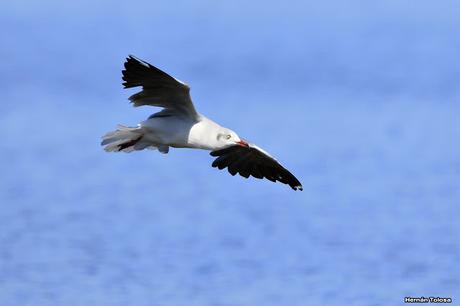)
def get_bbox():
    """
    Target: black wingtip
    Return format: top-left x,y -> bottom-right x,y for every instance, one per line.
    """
121,54 -> 153,89
125,55 -> 147,66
